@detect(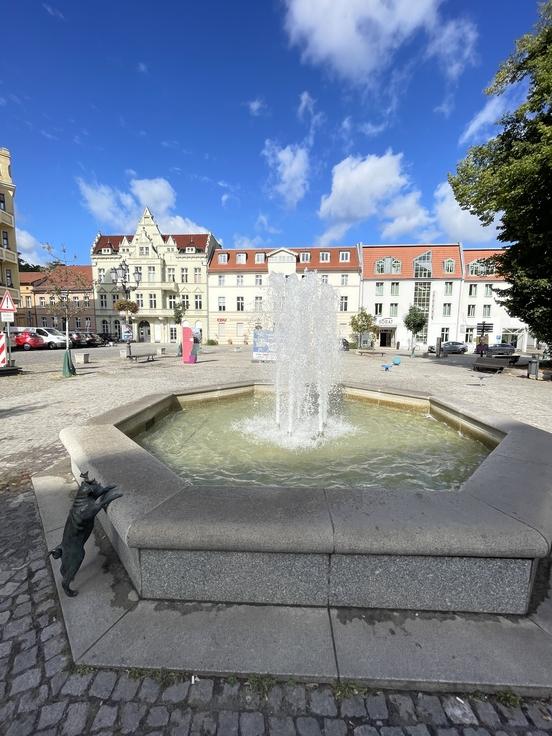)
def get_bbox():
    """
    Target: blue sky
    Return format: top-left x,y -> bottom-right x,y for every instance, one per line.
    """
1,0 -> 538,264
